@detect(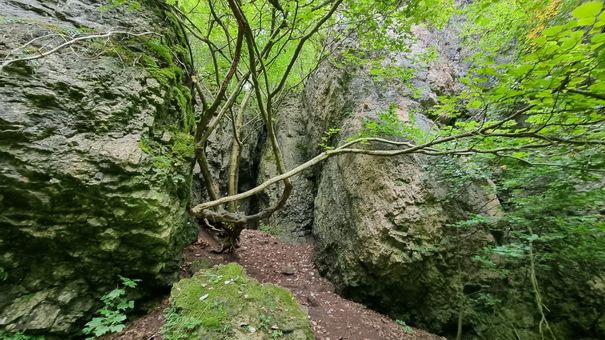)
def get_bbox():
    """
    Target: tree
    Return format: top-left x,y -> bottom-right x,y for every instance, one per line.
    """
167,0 -> 450,251
168,0 -> 605,252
